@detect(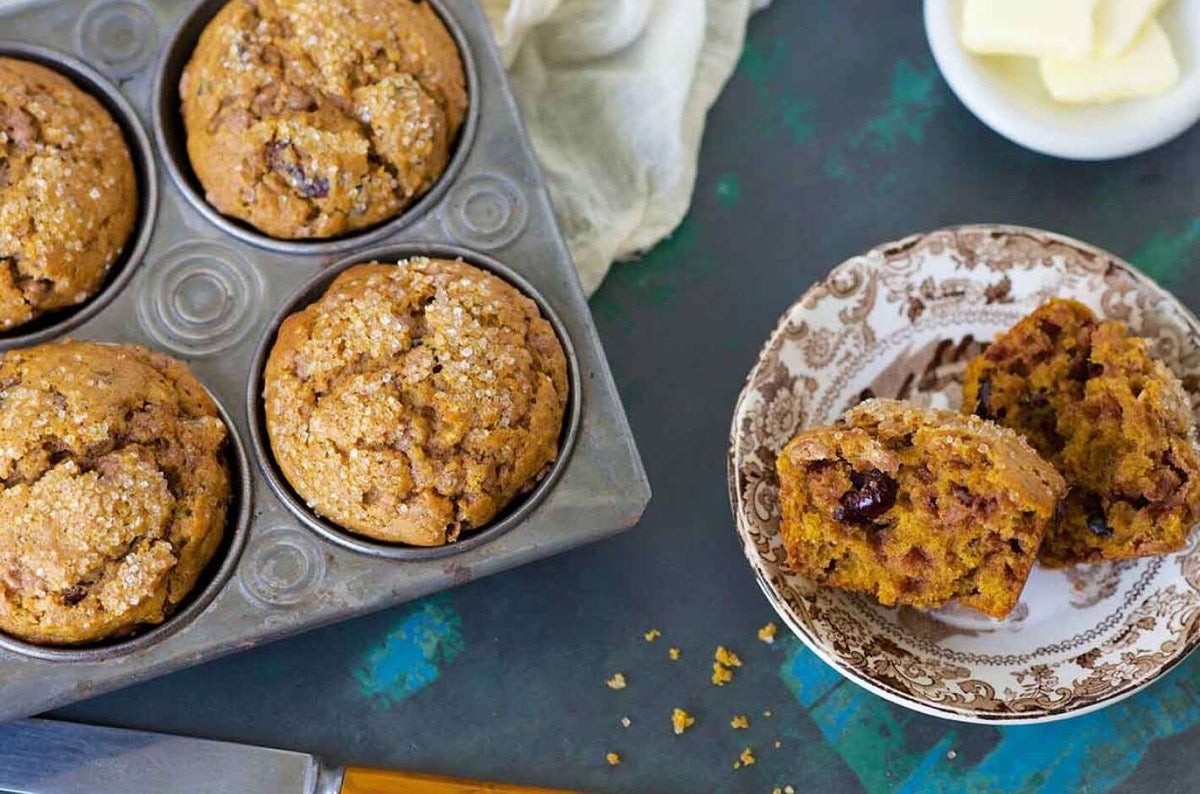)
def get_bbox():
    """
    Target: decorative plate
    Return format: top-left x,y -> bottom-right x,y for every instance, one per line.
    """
728,224 -> 1200,723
